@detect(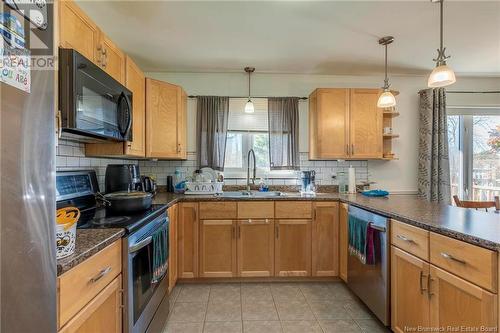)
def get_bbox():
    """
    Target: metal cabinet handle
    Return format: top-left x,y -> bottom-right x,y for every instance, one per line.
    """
370,224 -> 386,233
428,275 -> 435,299
238,225 -> 241,239
396,234 -> 415,243
56,110 -> 62,139
248,219 -> 252,224
346,144 -> 349,155
276,225 -> 279,239
265,219 -> 269,224
419,271 -> 428,294
440,252 -> 466,264
351,144 -> 355,155
89,266 -> 112,284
